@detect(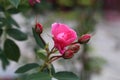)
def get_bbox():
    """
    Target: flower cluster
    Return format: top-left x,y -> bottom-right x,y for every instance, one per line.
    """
35,22 -> 91,60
